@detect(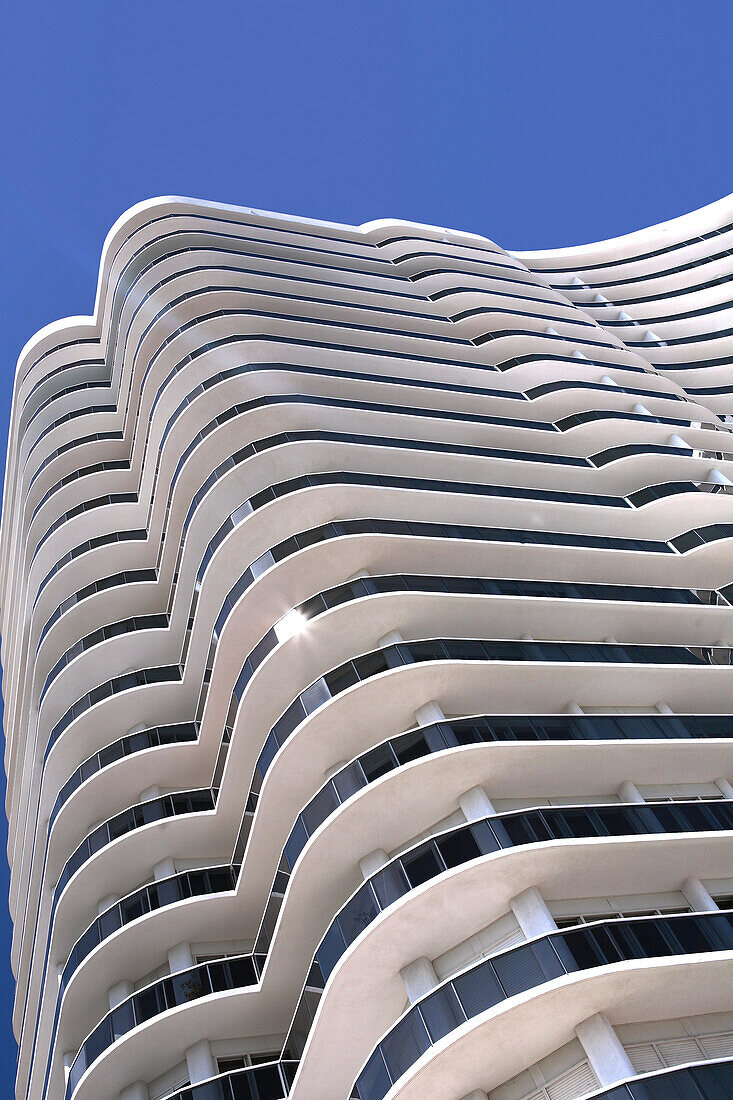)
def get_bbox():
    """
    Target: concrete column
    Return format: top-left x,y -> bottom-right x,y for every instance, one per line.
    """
656,702 -> 673,714
600,375 -> 618,387
566,702 -> 584,715
186,1039 -> 217,1085
139,785 -> 160,802
510,887 -> 556,939
458,785 -> 495,823
460,1092 -> 489,1100
168,941 -> 194,974
415,700 -> 445,726
399,956 -> 438,1004
618,780 -> 644,804
120,1083 -> 148,1100
63,1051 -> 74,1081
716,777 -> 733,799
153,857 -> 176,881
575,1012 -> 636,1087
378,630 -> 403,647
108,979 -> 133,1010
682,876 -> 719,913
324,758 -> 348,780
347,569 -> 371,582
98,893 -> 119,915
359,848 -> 390,879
